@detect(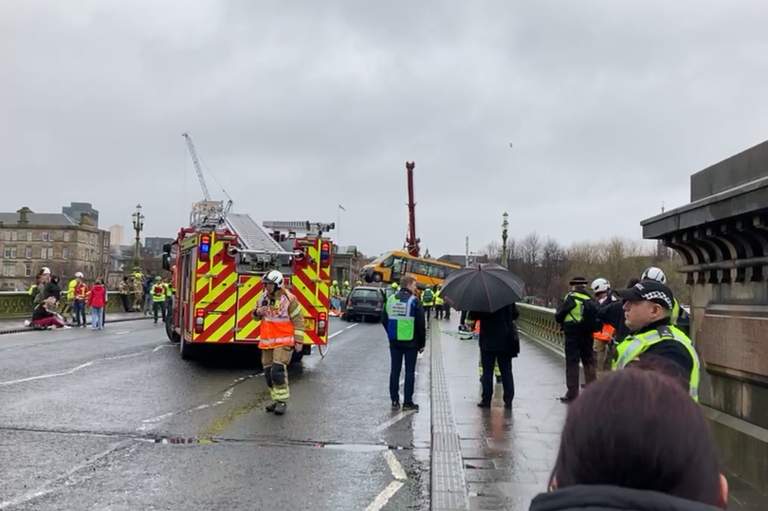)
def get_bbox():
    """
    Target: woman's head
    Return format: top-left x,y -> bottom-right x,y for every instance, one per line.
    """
551,368 -> 726,507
